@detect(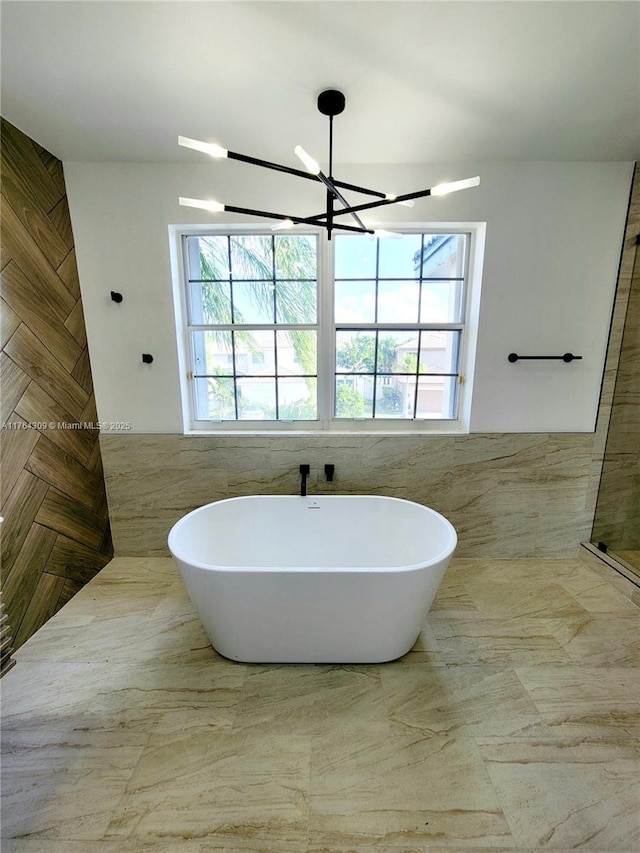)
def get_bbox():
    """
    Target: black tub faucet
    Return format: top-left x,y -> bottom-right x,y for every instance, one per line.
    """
299,464 -> 310,497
